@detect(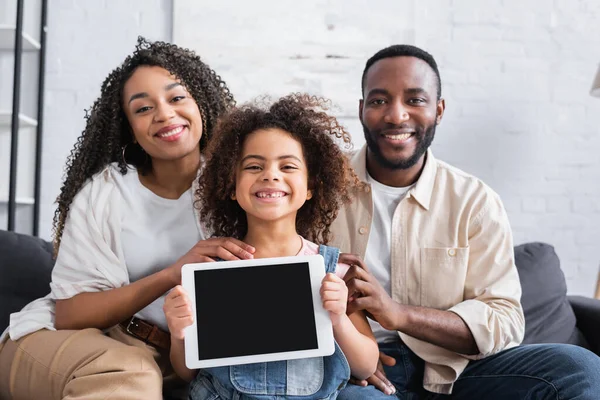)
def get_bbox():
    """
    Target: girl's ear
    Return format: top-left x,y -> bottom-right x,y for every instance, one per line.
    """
306,190 -> 312,200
